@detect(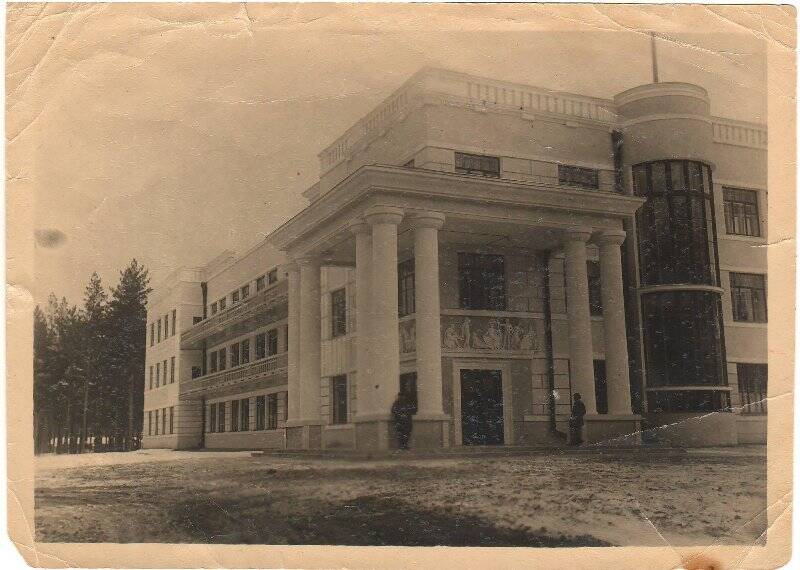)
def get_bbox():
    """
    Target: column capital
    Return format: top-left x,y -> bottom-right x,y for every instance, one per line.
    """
284,260 -> 300,274
562,228 -> 593,244
364,205 -> 404,226
348,219 -> 371,236
409,211 -> 445,230
595,231 -> 627,247
296,254 -> 321,268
